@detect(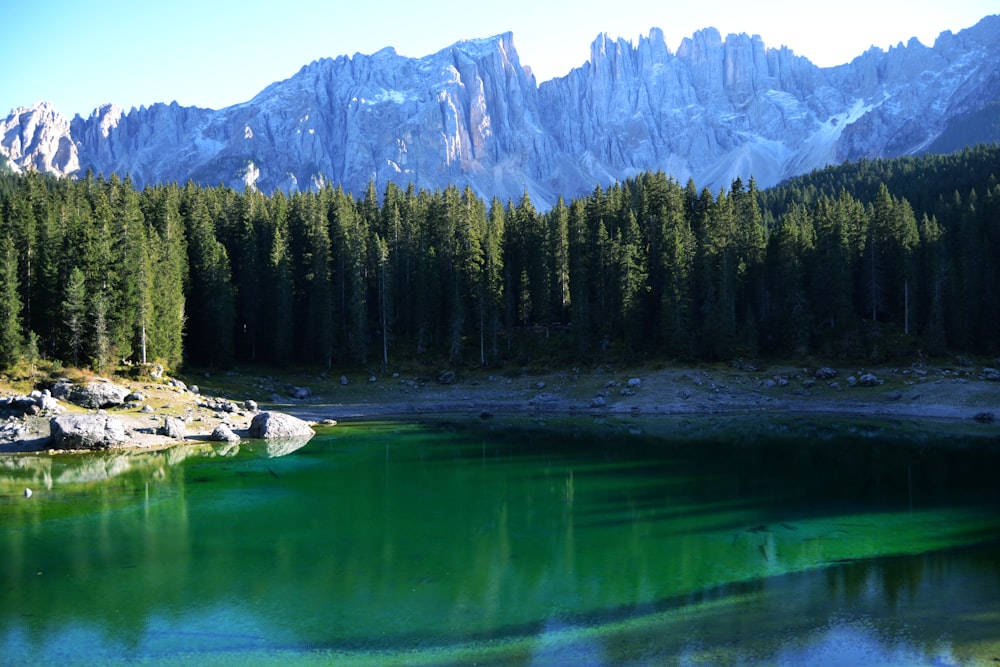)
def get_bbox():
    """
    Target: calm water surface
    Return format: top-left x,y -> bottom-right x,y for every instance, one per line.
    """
0,415 -> 998,665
